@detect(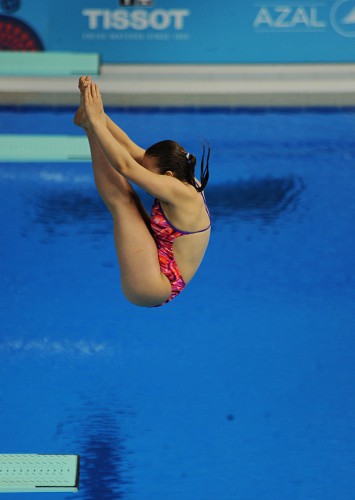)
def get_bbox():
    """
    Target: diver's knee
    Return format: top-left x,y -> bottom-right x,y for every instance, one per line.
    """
101,187 -> 138,214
